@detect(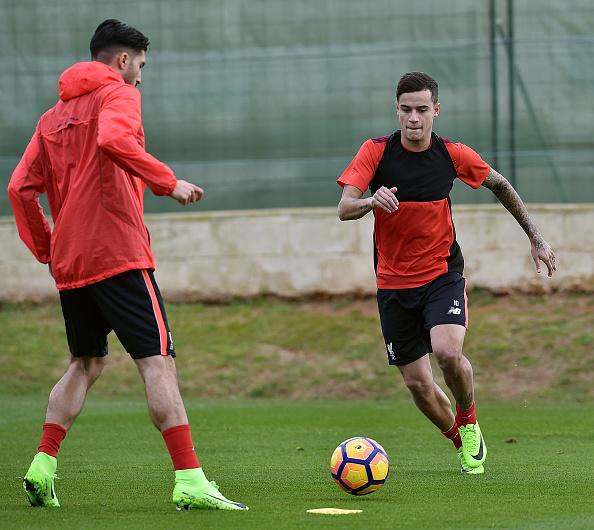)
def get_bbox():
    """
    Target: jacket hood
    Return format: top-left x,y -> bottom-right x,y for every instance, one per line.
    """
59,62 -> 123,101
